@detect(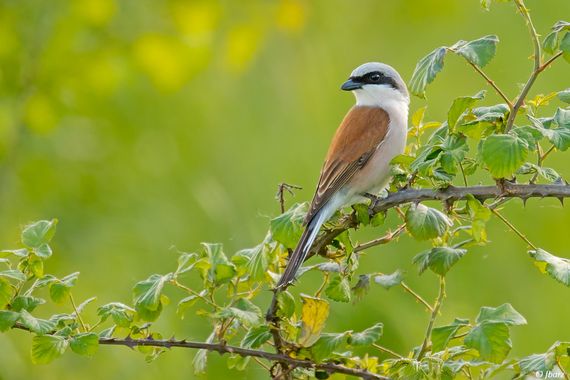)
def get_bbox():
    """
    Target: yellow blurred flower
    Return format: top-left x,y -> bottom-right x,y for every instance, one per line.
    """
223,25 -> 263,73
170,0 -> 221,45
74,0 -> 117,26
276,0 -> 306,33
